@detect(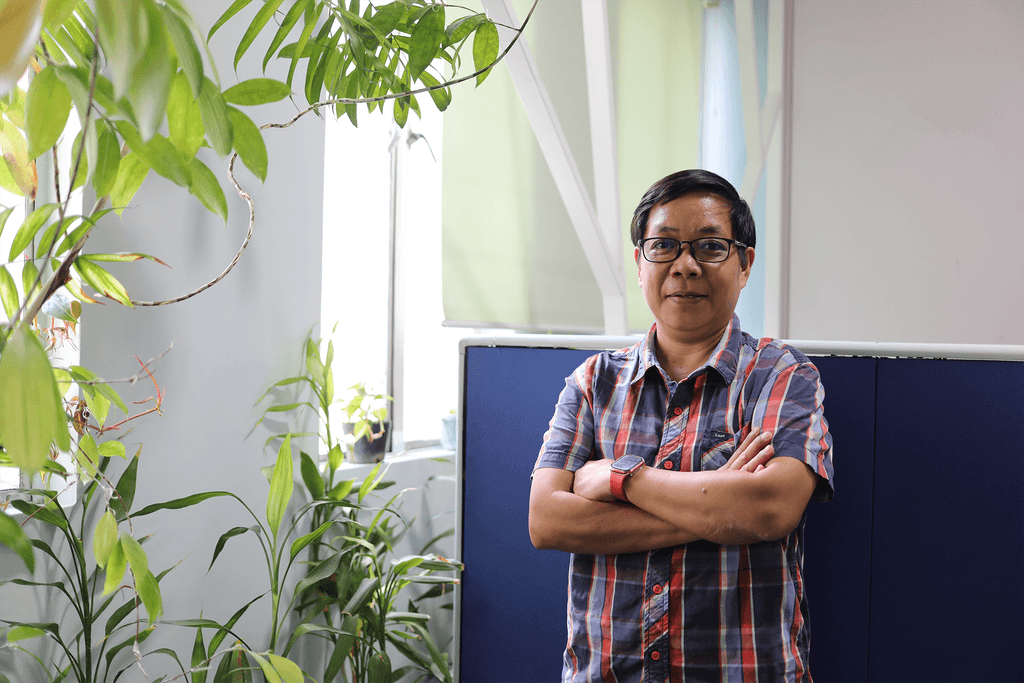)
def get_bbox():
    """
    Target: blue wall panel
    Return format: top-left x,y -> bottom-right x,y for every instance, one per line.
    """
868,359 -> 1023,681
459,346 -> 1023,682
